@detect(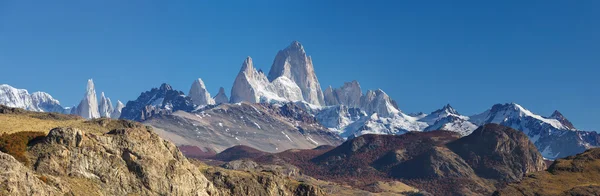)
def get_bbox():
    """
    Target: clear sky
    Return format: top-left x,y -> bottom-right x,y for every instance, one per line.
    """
0,1 -> 598,131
